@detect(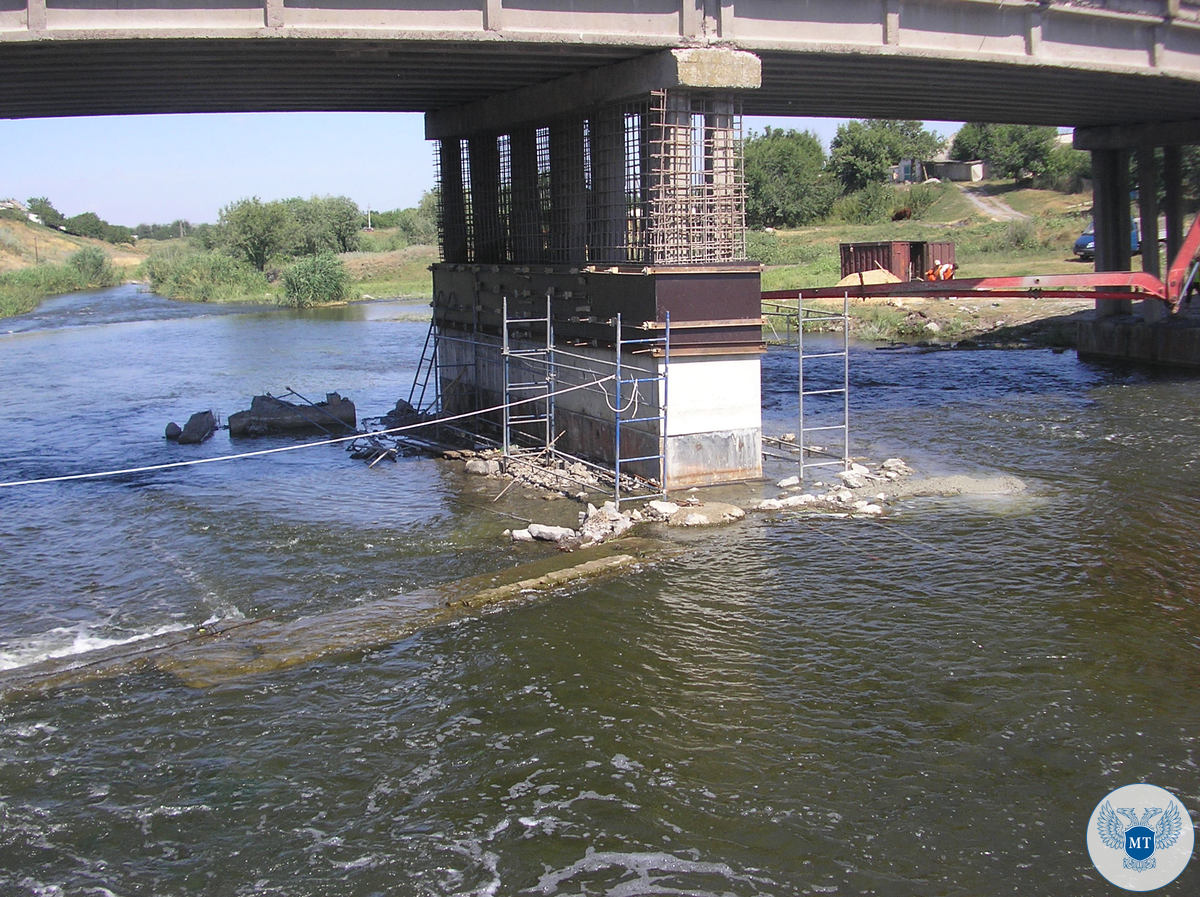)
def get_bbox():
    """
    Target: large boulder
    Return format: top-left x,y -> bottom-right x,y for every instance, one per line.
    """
177,410 -> 216,445
228,393 -> 356,438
